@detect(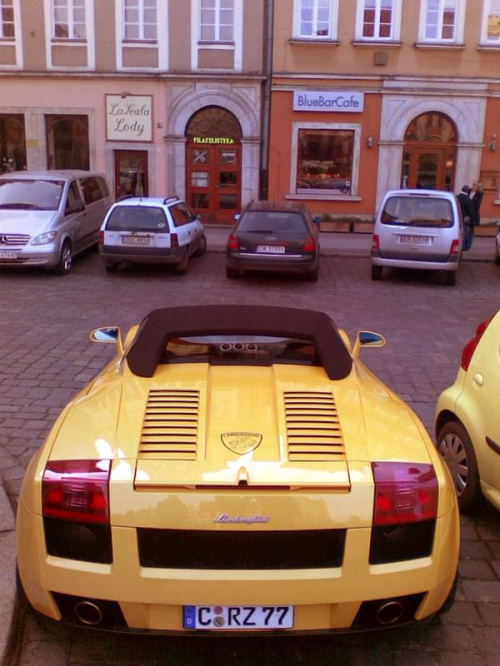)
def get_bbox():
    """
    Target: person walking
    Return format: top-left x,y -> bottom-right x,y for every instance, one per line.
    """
468,181 -> 484,250
457,185 -> 474,251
